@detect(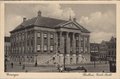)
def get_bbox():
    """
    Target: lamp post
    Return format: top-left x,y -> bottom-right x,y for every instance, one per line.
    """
35,54 -> 38,67
93,42 -> 96,68
63,37 -> 66,71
